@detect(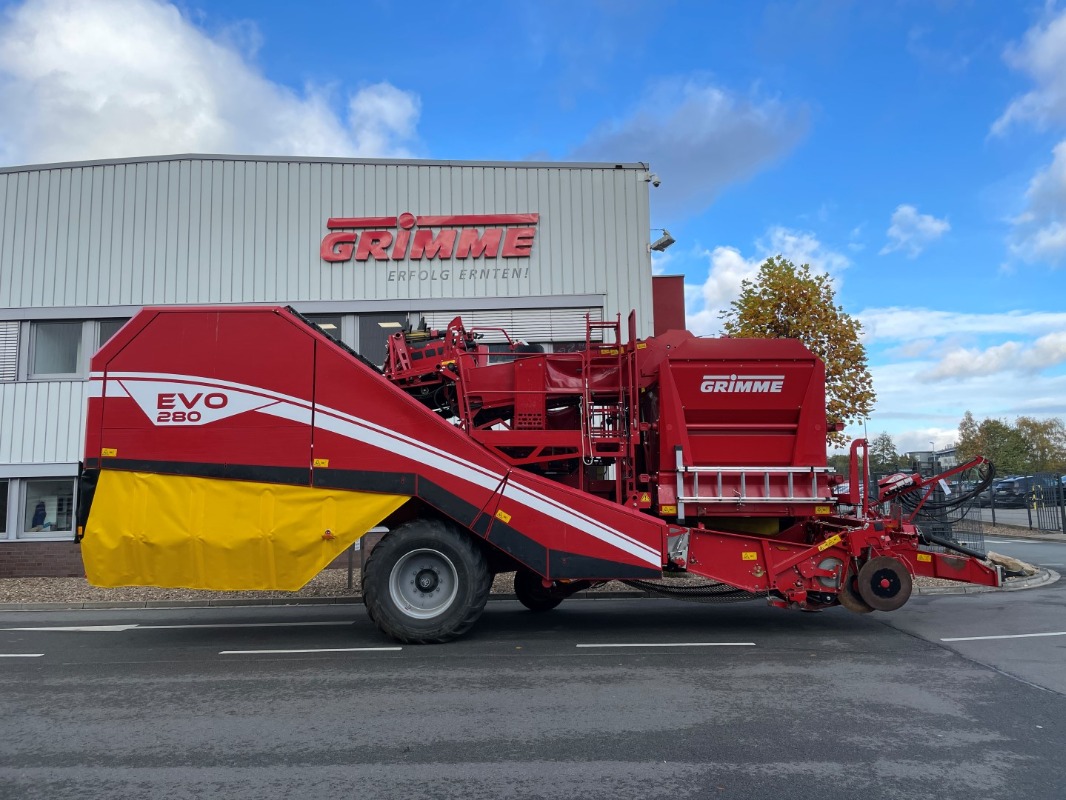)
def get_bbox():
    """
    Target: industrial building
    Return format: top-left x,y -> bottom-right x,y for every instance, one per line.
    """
0,154 -> 682,576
